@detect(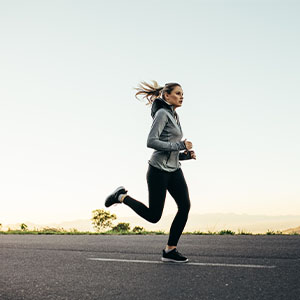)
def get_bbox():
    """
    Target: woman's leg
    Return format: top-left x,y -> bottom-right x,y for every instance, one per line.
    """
166,168 -> 191,247
123,165 -> 168,223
